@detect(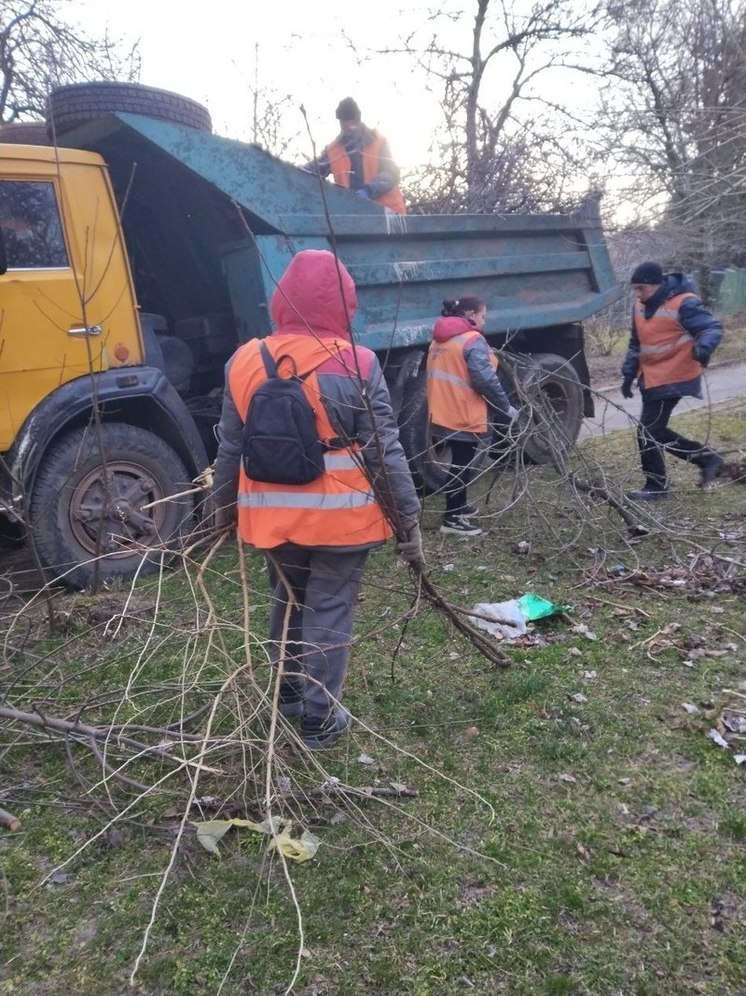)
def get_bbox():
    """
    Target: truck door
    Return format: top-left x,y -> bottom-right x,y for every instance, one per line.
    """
0,155 -> 141,455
